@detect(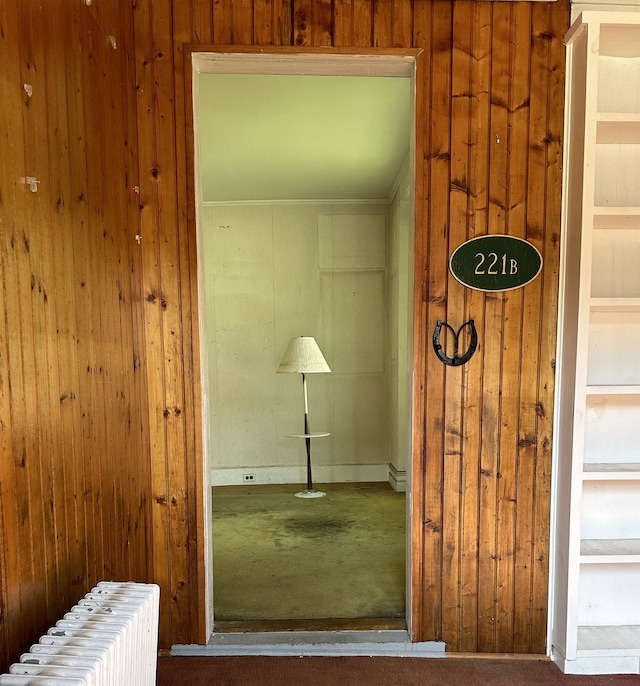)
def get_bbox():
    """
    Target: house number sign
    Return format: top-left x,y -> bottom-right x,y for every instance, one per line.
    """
449,235 -> 543,292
